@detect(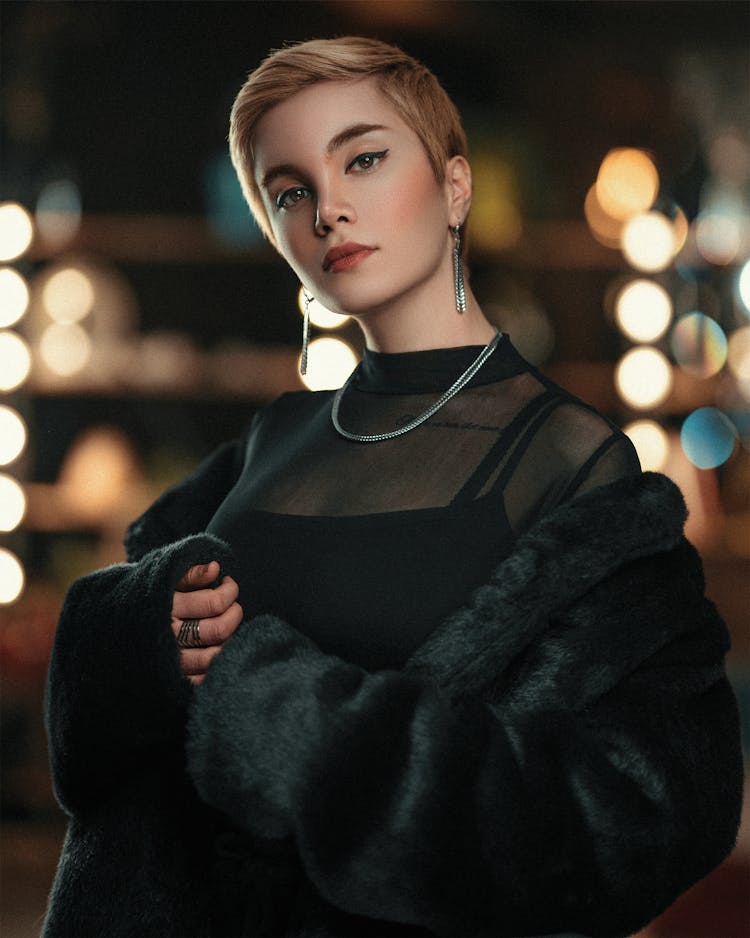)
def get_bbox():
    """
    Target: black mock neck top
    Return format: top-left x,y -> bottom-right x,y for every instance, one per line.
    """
207,335 -> 639,671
